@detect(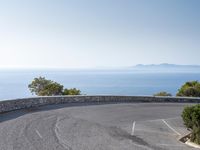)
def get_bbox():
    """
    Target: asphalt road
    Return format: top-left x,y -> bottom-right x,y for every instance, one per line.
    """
0,103 -> 198,150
